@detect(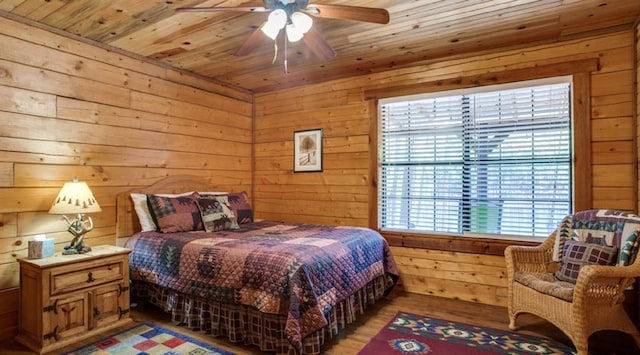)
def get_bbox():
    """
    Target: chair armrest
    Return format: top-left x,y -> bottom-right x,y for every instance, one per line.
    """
573,263 -> 640,305
504,244 -> 554,274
